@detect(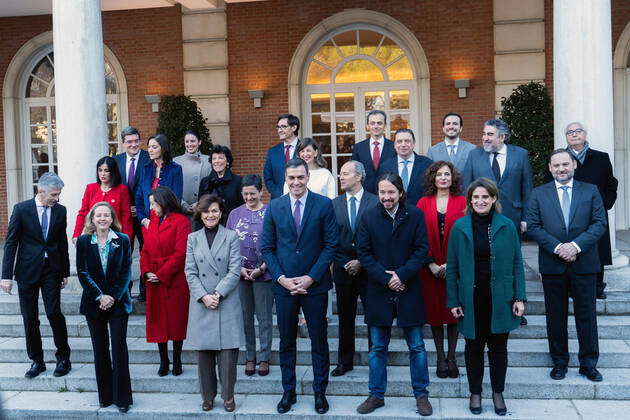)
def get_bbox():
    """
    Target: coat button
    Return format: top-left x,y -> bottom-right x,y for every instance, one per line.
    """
194,176 -> 199,181
202,274 -> 206,277
218,258 -> 221,261
215,272 -> 219,276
